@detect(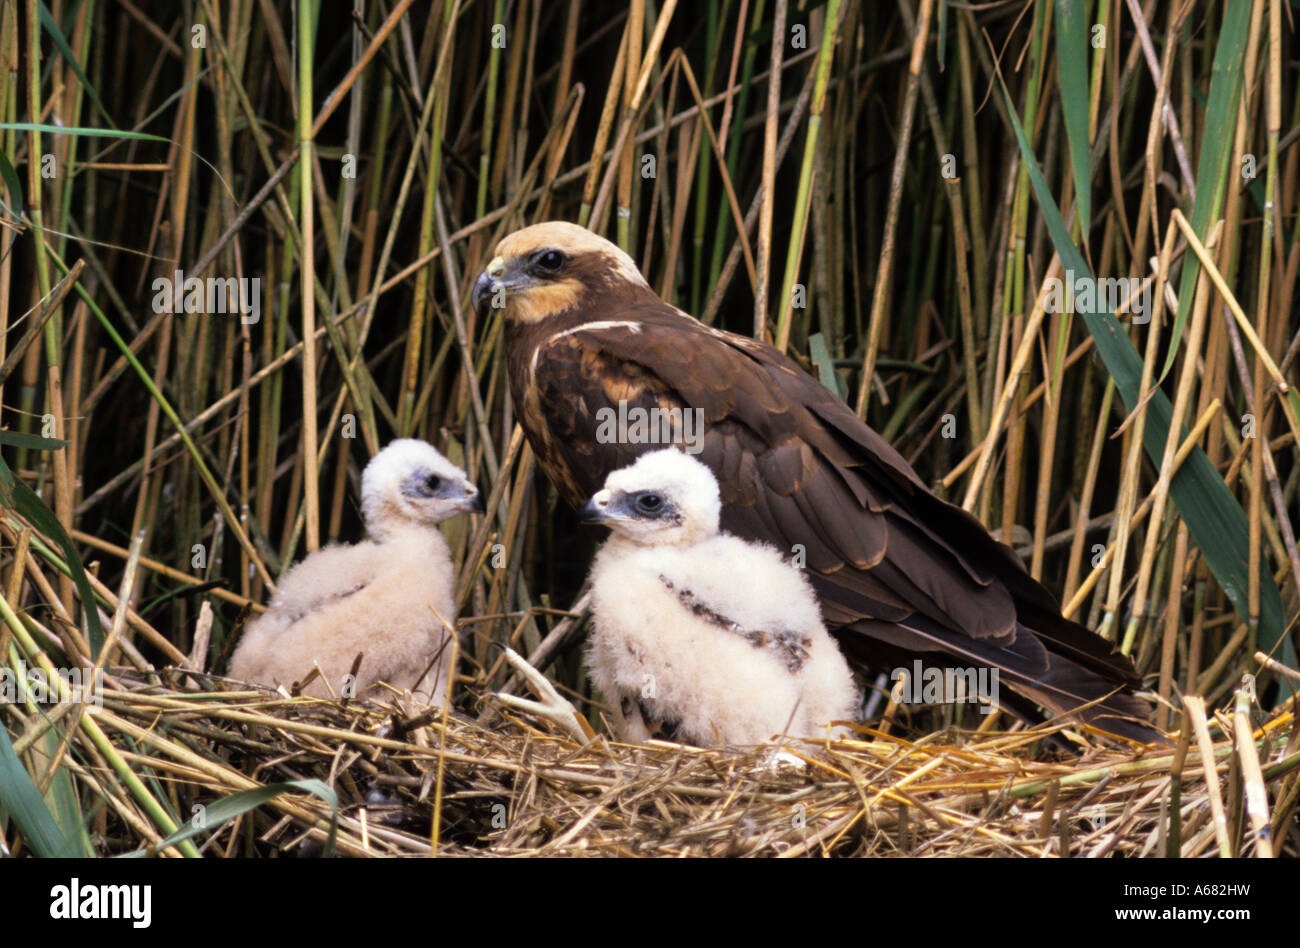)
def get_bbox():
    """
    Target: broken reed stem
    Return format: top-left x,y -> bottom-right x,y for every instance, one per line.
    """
1232,680 -> 1273,857
1182,695 -> 1232,858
